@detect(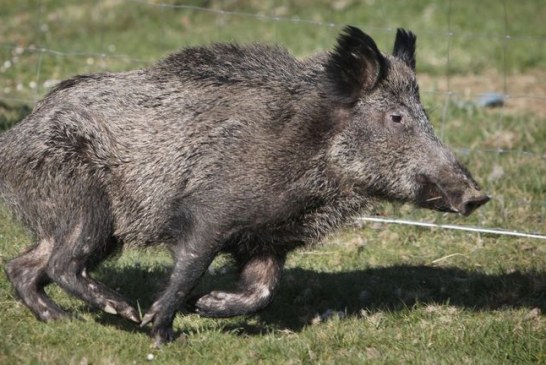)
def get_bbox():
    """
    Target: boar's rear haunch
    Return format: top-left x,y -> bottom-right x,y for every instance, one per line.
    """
0,26 -> 489,345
